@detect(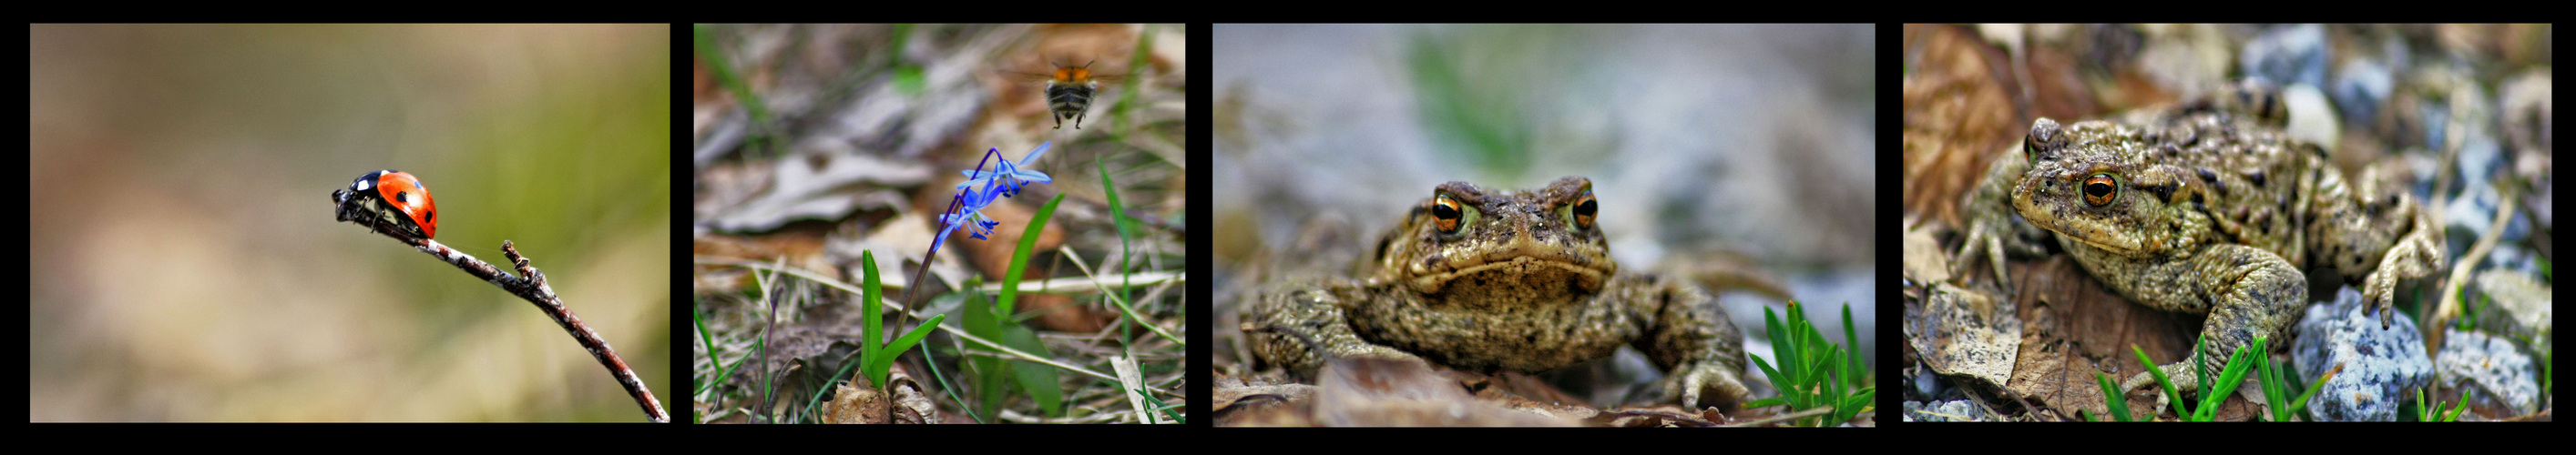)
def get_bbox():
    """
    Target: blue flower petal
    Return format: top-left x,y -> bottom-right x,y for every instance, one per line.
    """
935,142 -> 1051,248
930,225 -> 957,253
986,142 -> 1055,197
956,147 -> 1005,192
